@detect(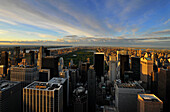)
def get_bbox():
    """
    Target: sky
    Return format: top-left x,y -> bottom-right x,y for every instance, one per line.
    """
0,0 -> 170,47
